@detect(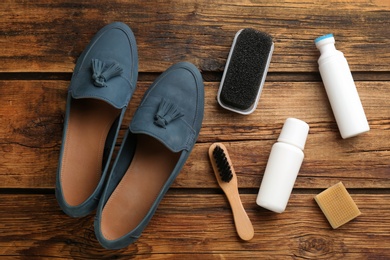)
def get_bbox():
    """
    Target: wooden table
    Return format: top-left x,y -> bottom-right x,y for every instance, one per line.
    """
1,1 -> 389,258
